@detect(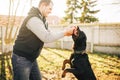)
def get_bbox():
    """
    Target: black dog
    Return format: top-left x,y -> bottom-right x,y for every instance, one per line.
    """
62,26 -> 96,80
